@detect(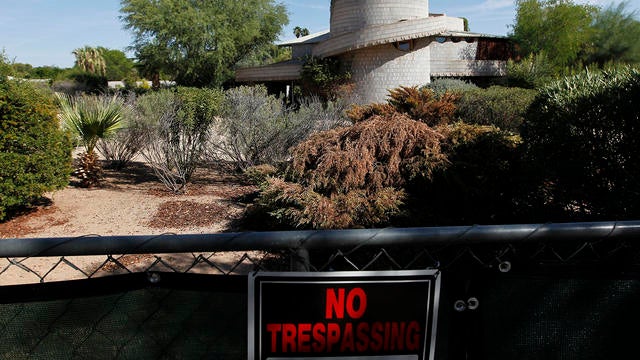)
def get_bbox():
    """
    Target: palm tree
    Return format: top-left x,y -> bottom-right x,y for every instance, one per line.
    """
73,46 -> 107,76
293,26 -> 310,38
57,94 -> 125,187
